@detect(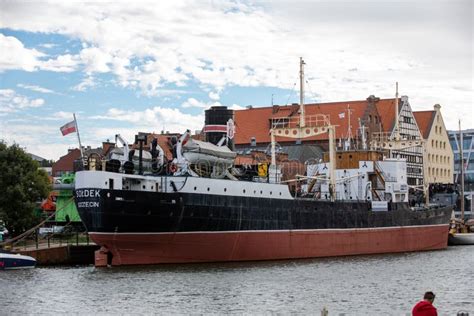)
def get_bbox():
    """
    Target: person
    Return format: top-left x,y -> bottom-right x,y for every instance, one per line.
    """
412,291 -> 437,316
